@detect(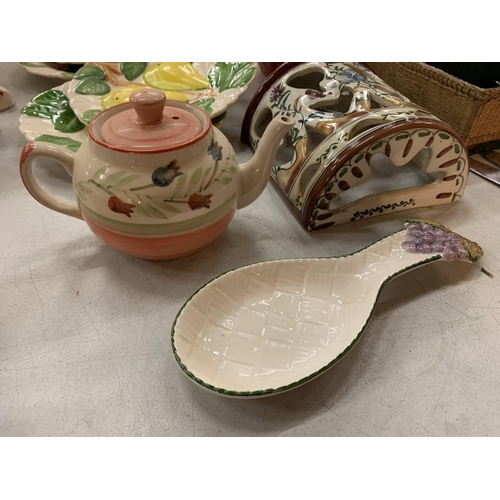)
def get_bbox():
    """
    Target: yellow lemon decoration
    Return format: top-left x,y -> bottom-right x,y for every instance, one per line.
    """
100,85 -> 189,109
143,63 -> 209,91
